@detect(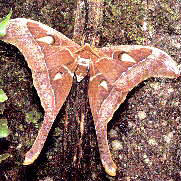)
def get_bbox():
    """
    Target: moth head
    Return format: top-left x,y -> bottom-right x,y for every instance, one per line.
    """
74,43 -> 100,59
77,56 -> 91,67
